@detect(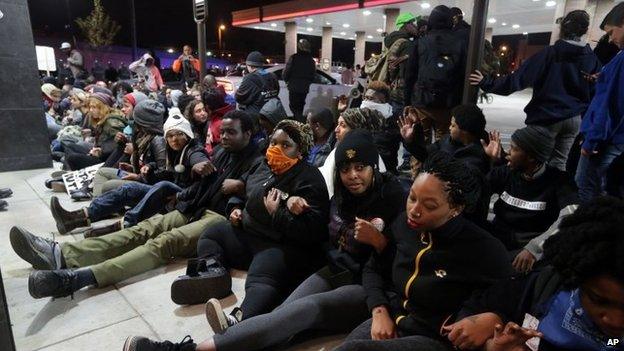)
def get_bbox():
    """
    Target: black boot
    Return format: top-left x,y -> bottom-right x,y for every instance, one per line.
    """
0,188 -> 12,199
83,220 -> 122,238
70,188 -> 92,201
170,258 -> 231,305
9,226 -> 63,270
28,269 -> 79,299
123,335 -> 196,351
50,196 -> 90,234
